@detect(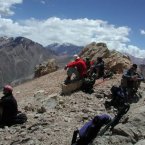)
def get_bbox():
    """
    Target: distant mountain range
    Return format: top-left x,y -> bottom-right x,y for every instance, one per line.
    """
46,43 -> 145,64
0,36 -> 55,88
126,54 -> 145,65
46,43 -> 83,56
